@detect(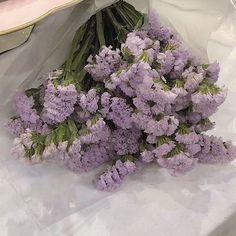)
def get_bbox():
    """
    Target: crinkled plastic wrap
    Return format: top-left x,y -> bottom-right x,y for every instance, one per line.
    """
0,0 -> 236,235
